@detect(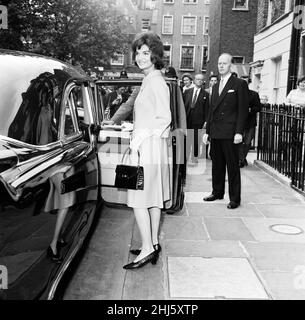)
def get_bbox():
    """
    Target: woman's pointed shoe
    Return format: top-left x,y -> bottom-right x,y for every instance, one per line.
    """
123,251 -> 157,269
